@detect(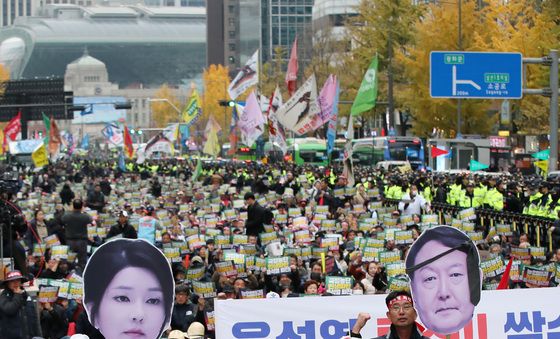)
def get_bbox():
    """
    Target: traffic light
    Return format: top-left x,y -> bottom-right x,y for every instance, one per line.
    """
130,128 -> 136,134
219,100 -> 236,107
137,130 -> 143,135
